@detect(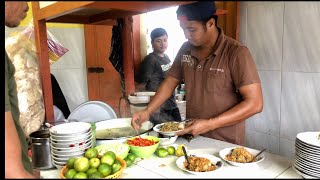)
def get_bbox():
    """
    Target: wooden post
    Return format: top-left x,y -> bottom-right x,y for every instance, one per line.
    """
31,2 -> 54,123
121,17 -> 135,96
